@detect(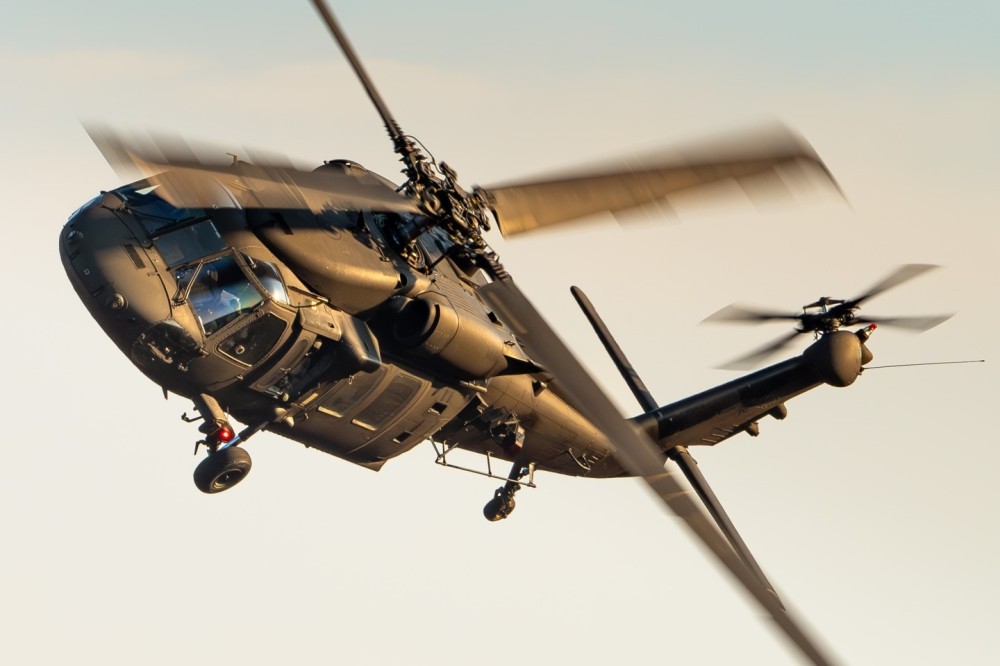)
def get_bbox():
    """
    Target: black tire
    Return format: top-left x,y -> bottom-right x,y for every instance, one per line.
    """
483,496 -> 515,522
194,446 -> 252,494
